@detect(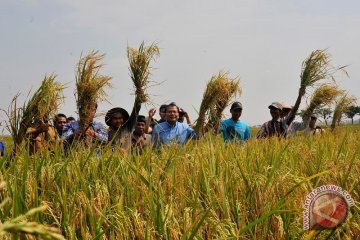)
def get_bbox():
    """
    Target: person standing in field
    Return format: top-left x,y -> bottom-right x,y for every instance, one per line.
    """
257,86 -> 303,139
63,105 -> 108,146
303,115 -> 325,136
178,108 -> 193,127
66,116 -> 76,124
145,104 -> 167,134
53,113 -> 67,140
221,102 -> 251,143
26,120 -> 57,154
152,102 -> 198,148
257,102 -> 294,138
105,96 -> 142,146
281,103 -> 309,138
121,115 -> 152,154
